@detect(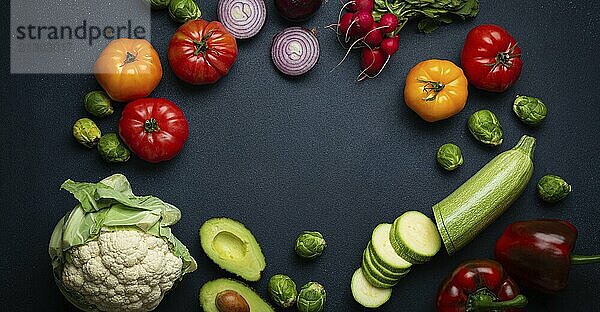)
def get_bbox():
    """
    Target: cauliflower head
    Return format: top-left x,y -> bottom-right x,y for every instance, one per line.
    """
50,175 -> 197,312
62,230 -> 183,312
